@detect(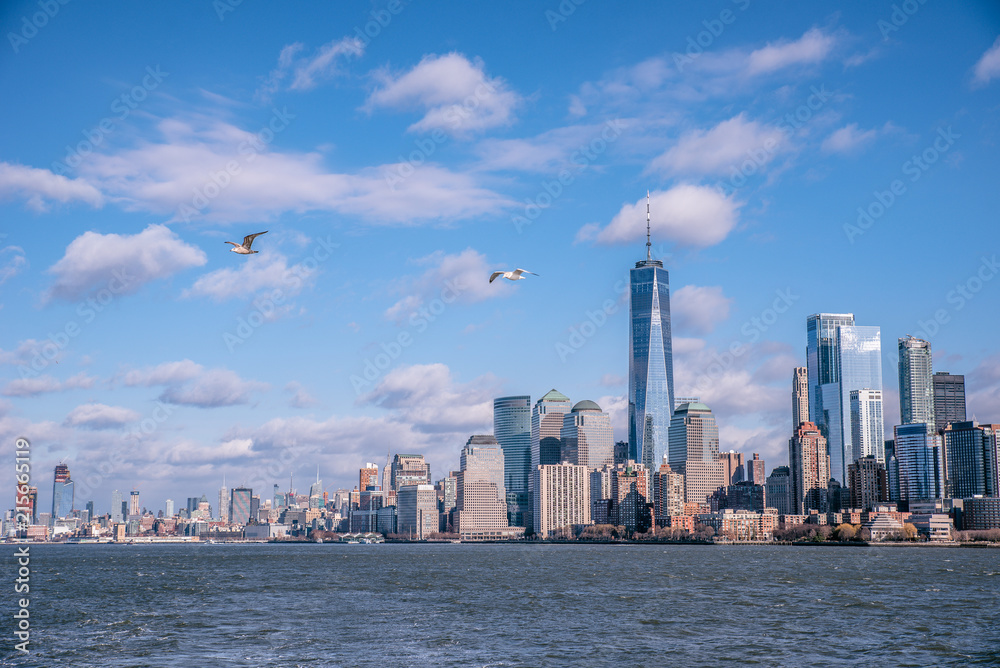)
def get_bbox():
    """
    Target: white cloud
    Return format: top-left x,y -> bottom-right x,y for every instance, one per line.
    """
160,368 -> 268,408
76,116 -> 511,224
366,53 -> 520,137
821,123 -> 878,154
2,372 -> 96,397
0,246 -> 27,286
122,359 -> 204,387
0,162 -> 104,212
475,121 -> 625,173
183,251 -> 313,302
671,285 -> 733,335
46,224 -> 207,302
746,28 -> 837,76
257,37 -> 364,101
579,185 -> 740,248
164,438 -> 256,464
64,403 -> 141,429
973,36 -> 1000,86
595,394 -> 627,443
285,381 -> 318,408
650,114 -> 786,175
384,248 -> 509,323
